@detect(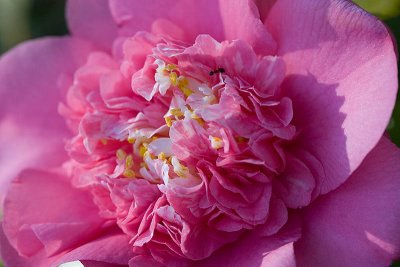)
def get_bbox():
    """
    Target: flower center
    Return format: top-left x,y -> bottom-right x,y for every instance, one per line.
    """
114,58 -> 233,185
62,34 -> 297,263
